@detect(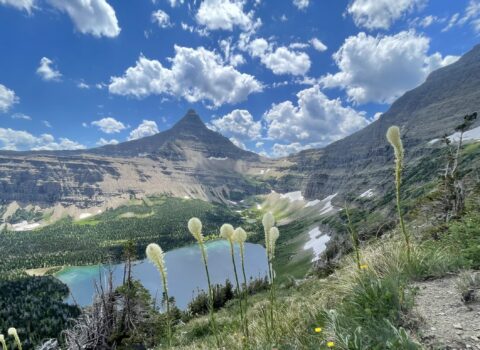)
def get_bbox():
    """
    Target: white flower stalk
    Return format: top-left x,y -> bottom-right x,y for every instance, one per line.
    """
234,226 -> 250,339
269,227 -> 280,259
187,217 -> 220,347
386,126 -> 404,168
188,217 -> 204,243
233,227 -> 247,247
220,223 -> 235,242
262,212 -> 275,258
0,334 -> 6,350
8,328 -> 21,350
146,243 -> 167,287
221,223 -> 243,334
386,125 -> 411,260
146,243 -> 172,346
